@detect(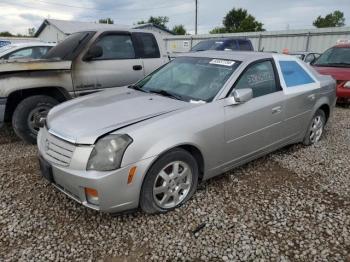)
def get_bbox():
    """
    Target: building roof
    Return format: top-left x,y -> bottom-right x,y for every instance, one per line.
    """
133,23 -> 175,35
34,19 -> 129,37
